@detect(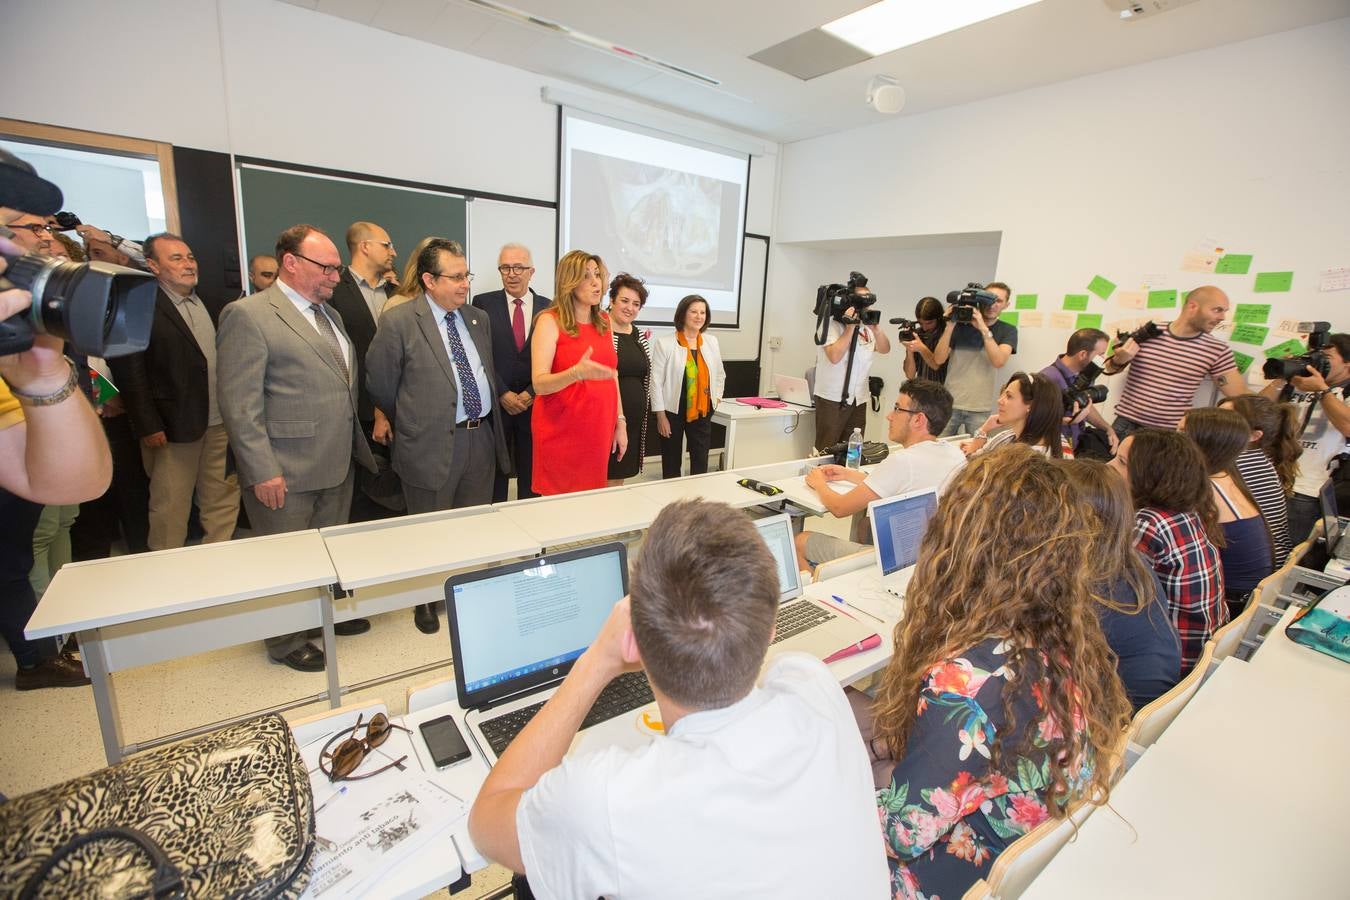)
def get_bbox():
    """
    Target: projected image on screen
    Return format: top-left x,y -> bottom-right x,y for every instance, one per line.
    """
570,151 -> 742,289
560,111 -> 749,327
